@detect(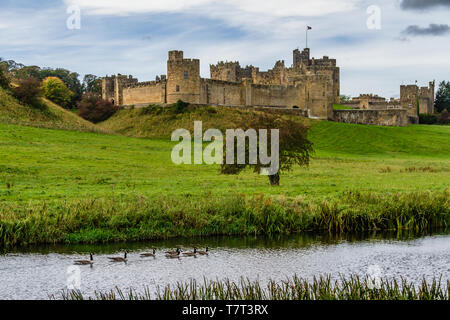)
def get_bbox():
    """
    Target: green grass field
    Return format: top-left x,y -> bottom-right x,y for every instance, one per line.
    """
0,114 -> 449,202
0,95 -> 448,246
